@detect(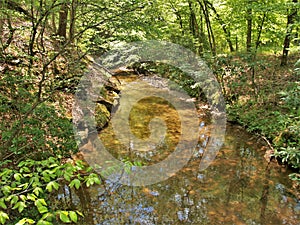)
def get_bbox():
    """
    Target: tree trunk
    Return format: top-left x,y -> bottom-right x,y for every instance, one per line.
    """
188,0 -> 203,55
255,13 -> 267,51
57,2 -> 68,39
205,0 -> 234,52
51,10 -> 57,34
246,2 -> 252,52
197,0 -> 216,55
199,13 -> 204,55
69,0 -> 77,42
189,1 -> 197,36
281,0 -> 298,66
0,1 -> 4,38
